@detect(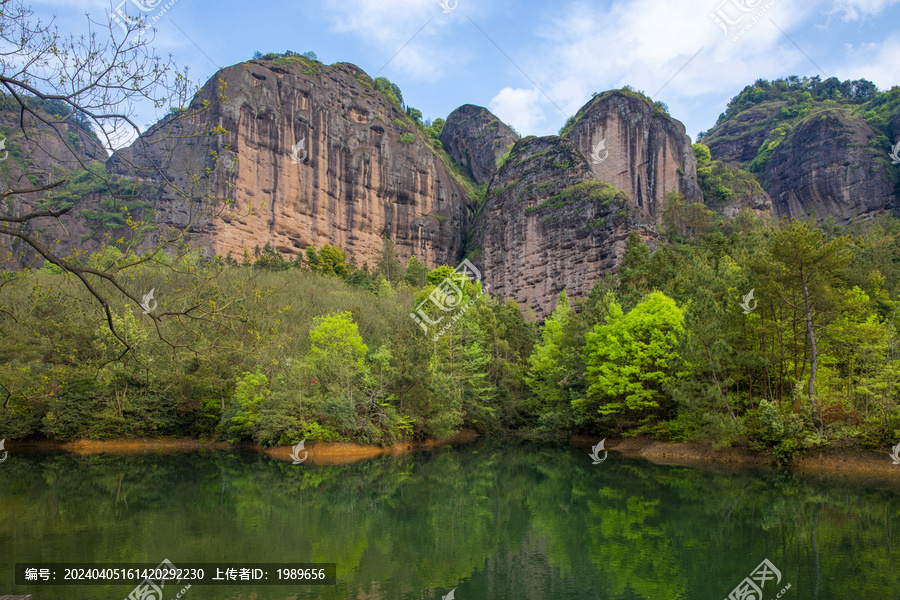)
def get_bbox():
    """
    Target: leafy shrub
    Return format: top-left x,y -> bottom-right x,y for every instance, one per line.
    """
41,379 -> 103,439
225,370 -> 270,442
743,399 -> 808,462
